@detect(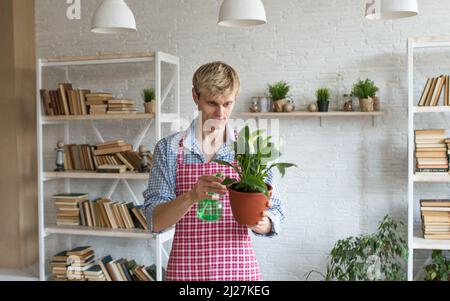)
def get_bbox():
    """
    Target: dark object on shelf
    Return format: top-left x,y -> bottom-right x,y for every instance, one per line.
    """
55,141 -> 65,172
317,100 -> 329,112
139,145 -> 150,173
